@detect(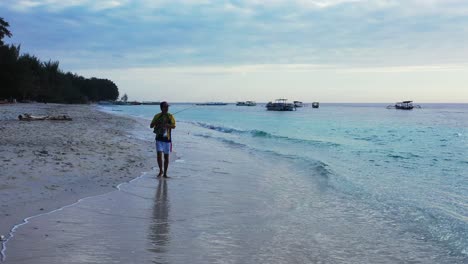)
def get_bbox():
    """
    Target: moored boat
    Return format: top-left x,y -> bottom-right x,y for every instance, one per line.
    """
387,101 -> 421,110
312,102 -> 319,108
236,101 -> 257,106
266,99 -> 296,111
293,101 -> 303,107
